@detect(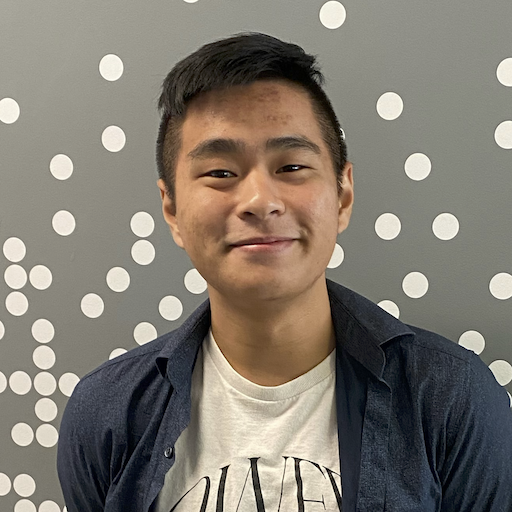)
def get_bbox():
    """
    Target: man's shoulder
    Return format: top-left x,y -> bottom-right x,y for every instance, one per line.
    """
66,333 -> 174,428
74,297 -> 211,397
67,299 -> 209,427
61,298 -> 212,446
62,329 -> 190,445
79,332 -> 170,389
383,321 -> 482,384
328,279 -> 478,372
385,321 -> 503,401
400,323 -> 473,363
